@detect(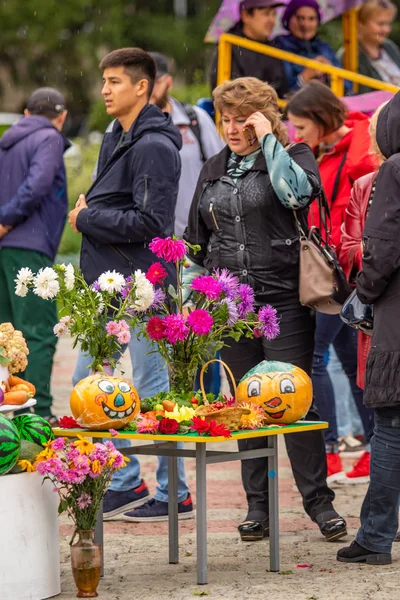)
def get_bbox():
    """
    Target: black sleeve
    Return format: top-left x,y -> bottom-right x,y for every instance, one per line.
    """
183,173 -> 211,267
357,160 -> 400,303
